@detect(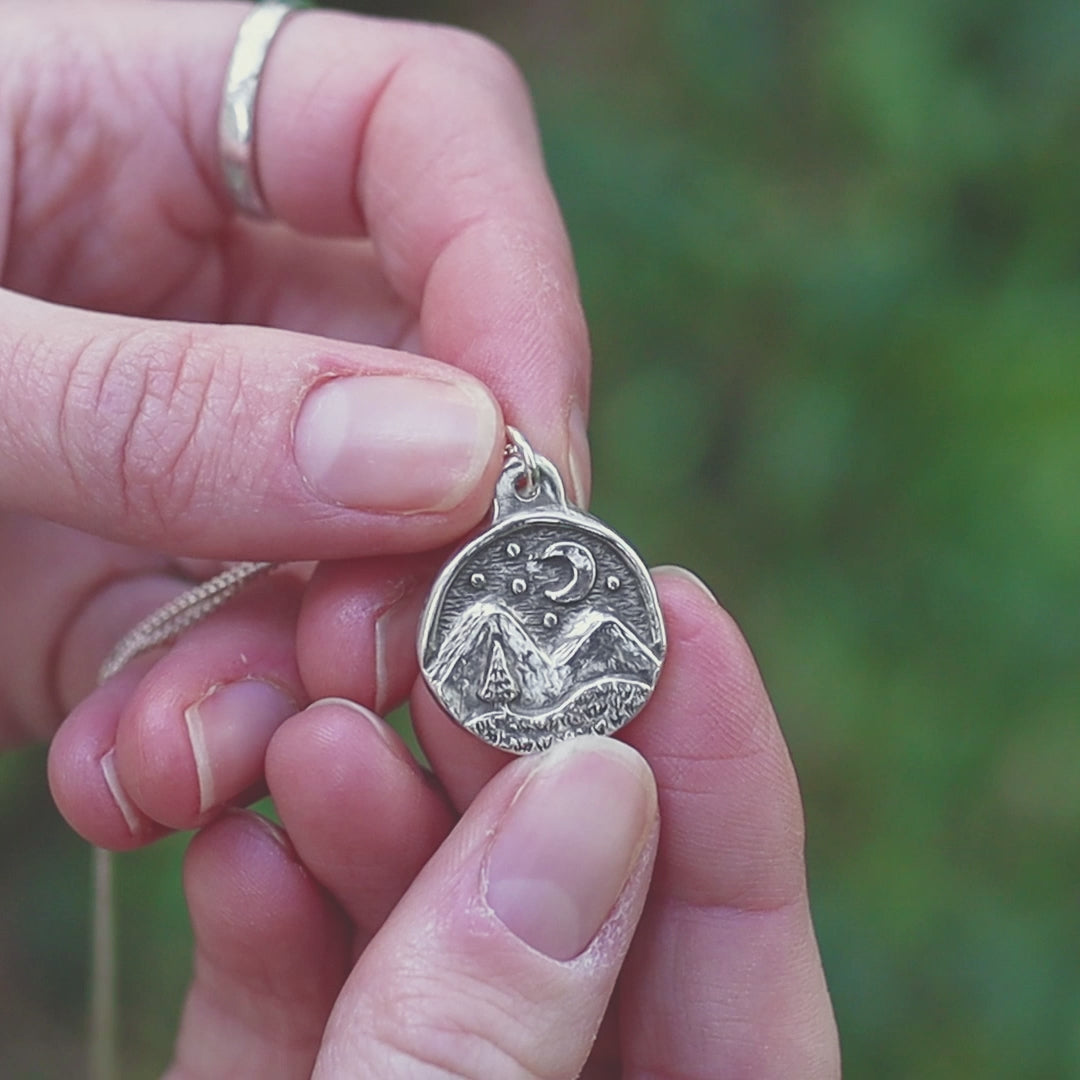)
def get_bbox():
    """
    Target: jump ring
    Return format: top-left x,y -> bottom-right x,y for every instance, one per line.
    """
505,425 -> 542,498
